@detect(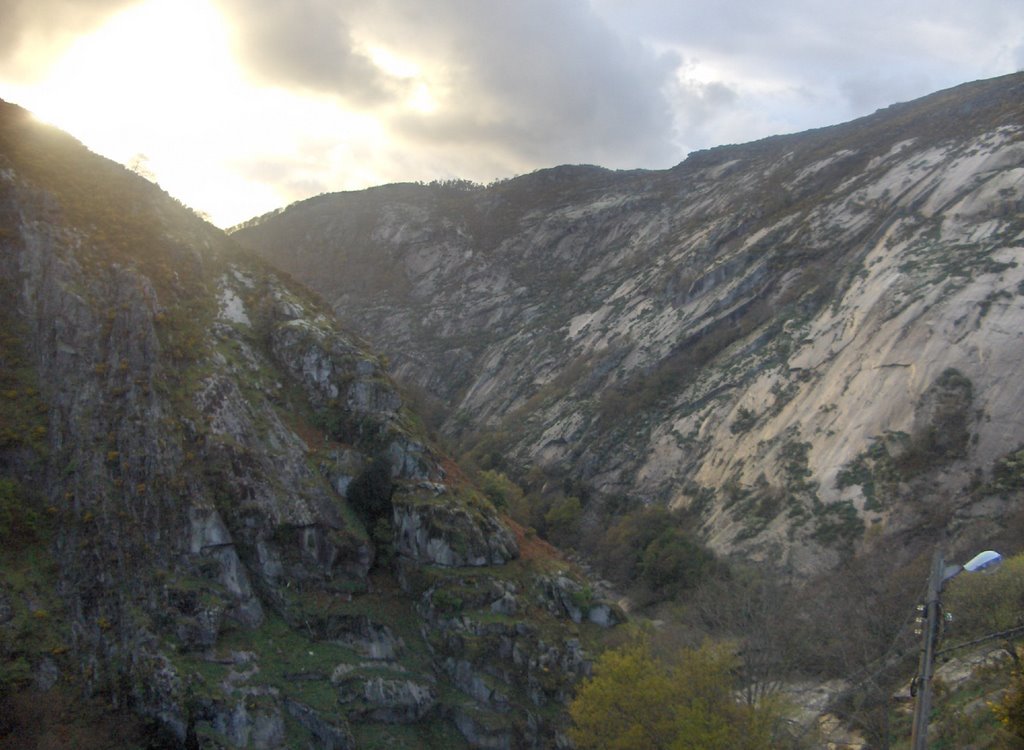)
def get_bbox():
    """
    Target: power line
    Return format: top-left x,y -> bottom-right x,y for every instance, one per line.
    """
936,624 -> 1024,658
